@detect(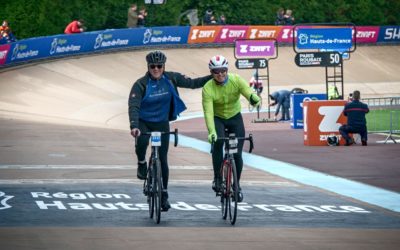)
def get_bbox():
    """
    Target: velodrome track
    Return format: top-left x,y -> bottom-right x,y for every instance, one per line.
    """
0,46 -> 400,249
